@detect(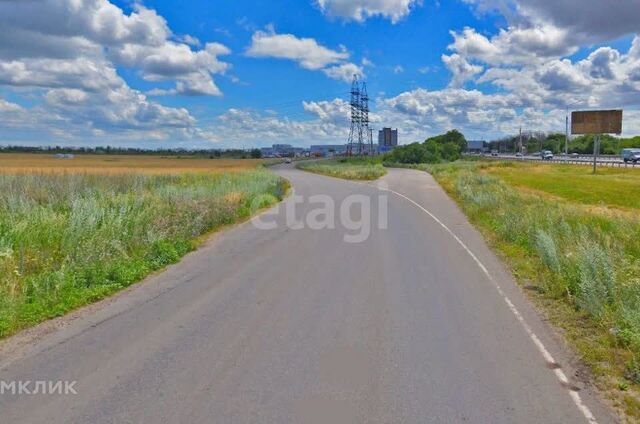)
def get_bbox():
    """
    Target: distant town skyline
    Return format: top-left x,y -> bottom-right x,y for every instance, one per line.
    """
1,0 -> 639,149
